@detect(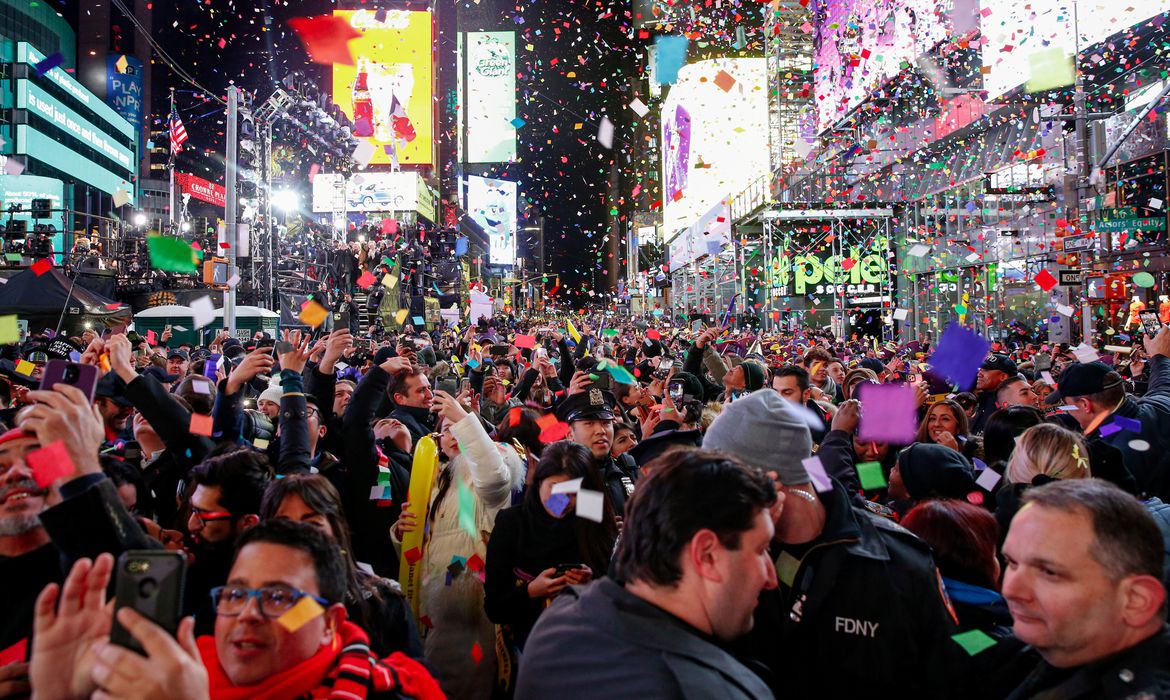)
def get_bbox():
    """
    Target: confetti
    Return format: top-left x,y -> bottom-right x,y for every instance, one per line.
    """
276,595 -> 325,632
27,441 -> 75,488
